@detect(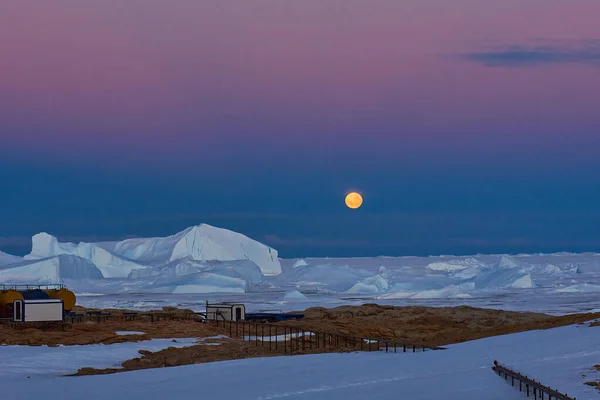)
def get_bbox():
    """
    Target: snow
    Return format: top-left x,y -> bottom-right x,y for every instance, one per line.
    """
3,322 -> 599,399
0,338 -> 197,379
115,331 -> 145,336
244,331 -> 315,342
